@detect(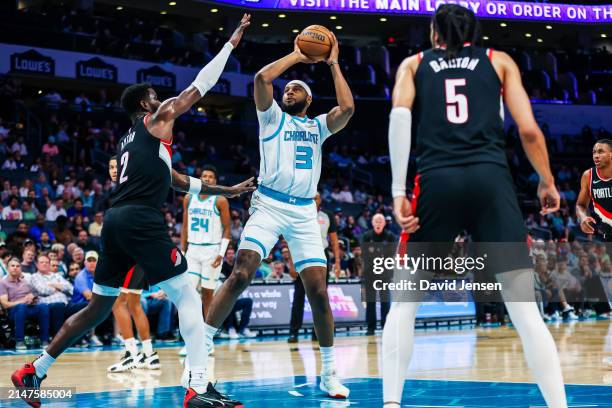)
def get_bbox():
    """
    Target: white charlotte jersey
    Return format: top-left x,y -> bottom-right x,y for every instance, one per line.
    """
257,100 -> 333,198
187,195 -> 222,245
